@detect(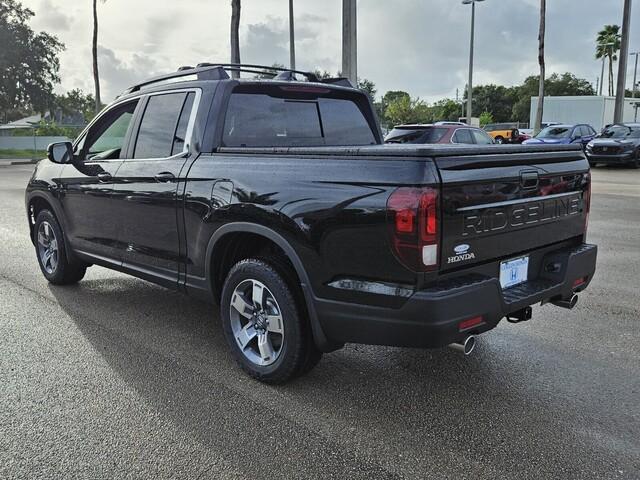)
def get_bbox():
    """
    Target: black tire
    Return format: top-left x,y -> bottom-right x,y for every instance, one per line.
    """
34,210 -> 87,285
631,150 -> 640,169
220,258 -> 320,384
495,136 -> 504,144
588,160 -> 597,168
